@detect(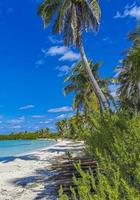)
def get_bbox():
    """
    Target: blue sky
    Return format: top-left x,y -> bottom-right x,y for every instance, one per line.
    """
0,0 -> 139,134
